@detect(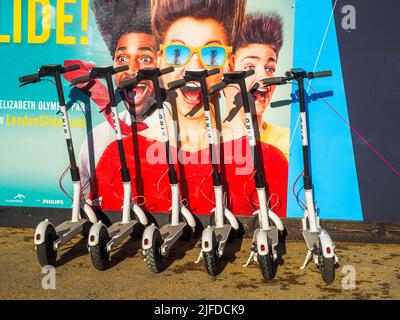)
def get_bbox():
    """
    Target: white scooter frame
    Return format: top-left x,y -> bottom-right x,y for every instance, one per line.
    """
169,69 -> 239,276
72,65 -> 148,270
20,64 -> 99,267
210,70 -> 286,280
120,67 -> 196,273
262,68 -> 338,284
